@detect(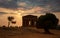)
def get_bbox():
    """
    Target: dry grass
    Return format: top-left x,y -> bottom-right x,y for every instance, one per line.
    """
0,27 -> 60,38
